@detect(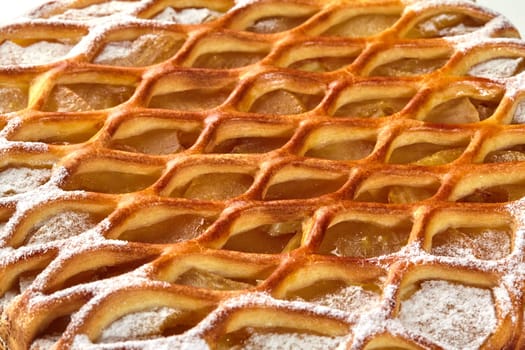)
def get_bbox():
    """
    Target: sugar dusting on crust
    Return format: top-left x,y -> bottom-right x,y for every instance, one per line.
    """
398,280 -> 497,349
0,167 -> 51,198
0,40 -> 73,66
241,332 -> 346,350
26,211 -> 98,245
152,7 -> 222,24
